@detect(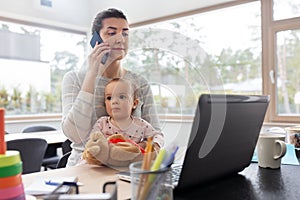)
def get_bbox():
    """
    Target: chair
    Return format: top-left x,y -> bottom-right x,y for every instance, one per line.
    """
22,125 -> 57,133
56,152 -> 71,169
22,125 -> 60,170
62,139 -> 72,155
7,138 -> 48,174
55,139 -> 72,169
